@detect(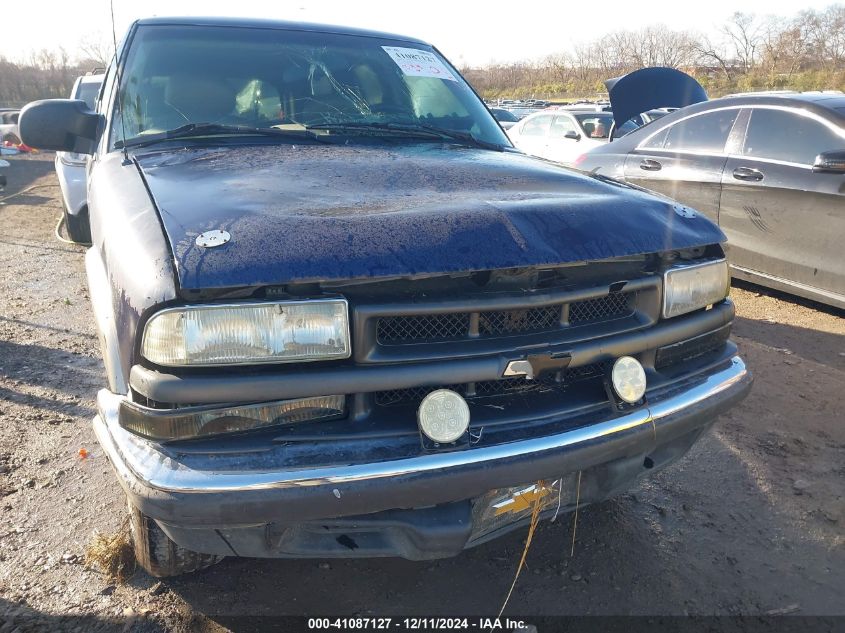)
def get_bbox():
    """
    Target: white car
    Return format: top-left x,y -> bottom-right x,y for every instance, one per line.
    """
55,73 -> 103,242
1,109 -> 21,145
508,110 -> 635,166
